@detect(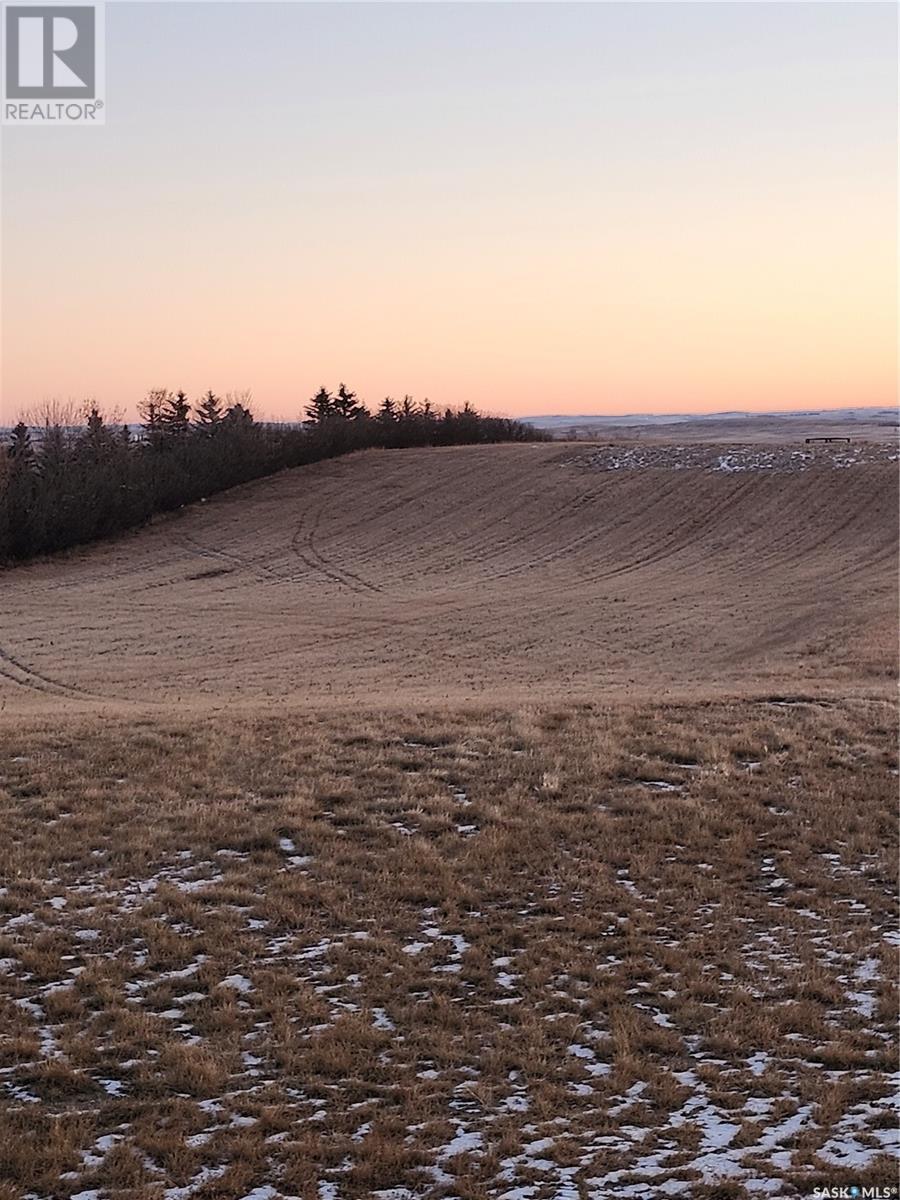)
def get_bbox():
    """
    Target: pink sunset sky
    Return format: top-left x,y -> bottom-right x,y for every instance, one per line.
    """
2,2 -> 896,423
